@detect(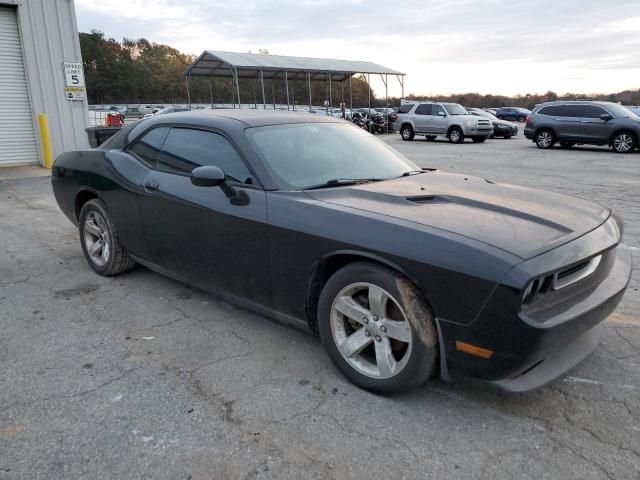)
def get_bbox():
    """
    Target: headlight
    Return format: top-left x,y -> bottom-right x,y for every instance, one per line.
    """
497,124 -> 507,129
